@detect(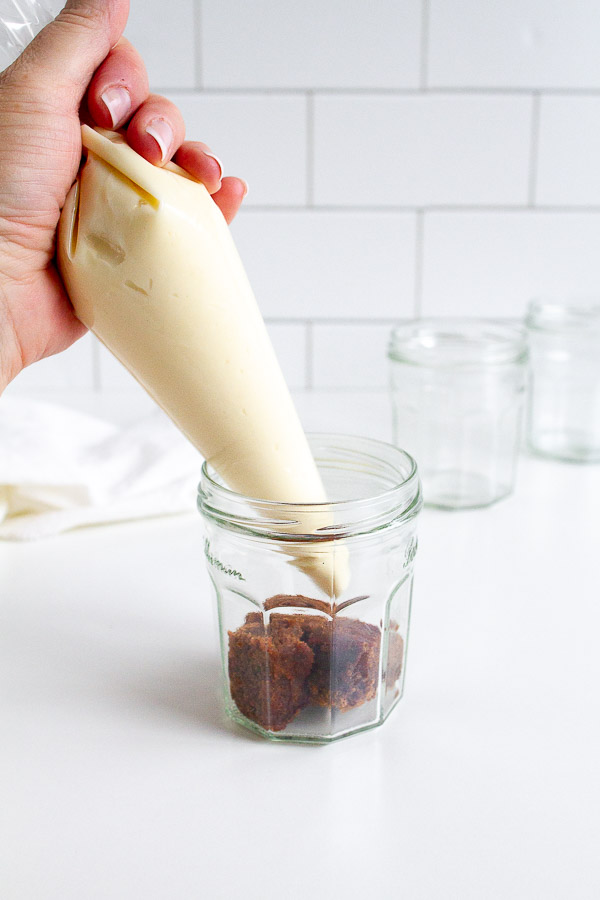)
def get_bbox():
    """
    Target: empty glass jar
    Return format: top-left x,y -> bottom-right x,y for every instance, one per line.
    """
526,300 -> 600,463
388,318 -> 528,509
198,434 -> 422,743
